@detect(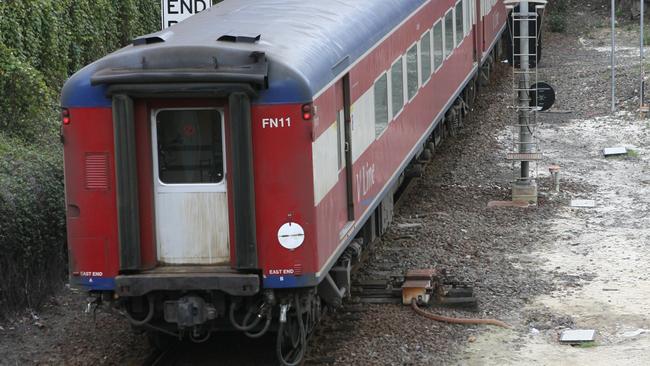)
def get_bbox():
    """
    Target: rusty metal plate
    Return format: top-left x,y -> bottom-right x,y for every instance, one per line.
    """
401,279 -> 432,289
506,152 -> 543,161
402,286 -> 430,305
405,269 -> 439,280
